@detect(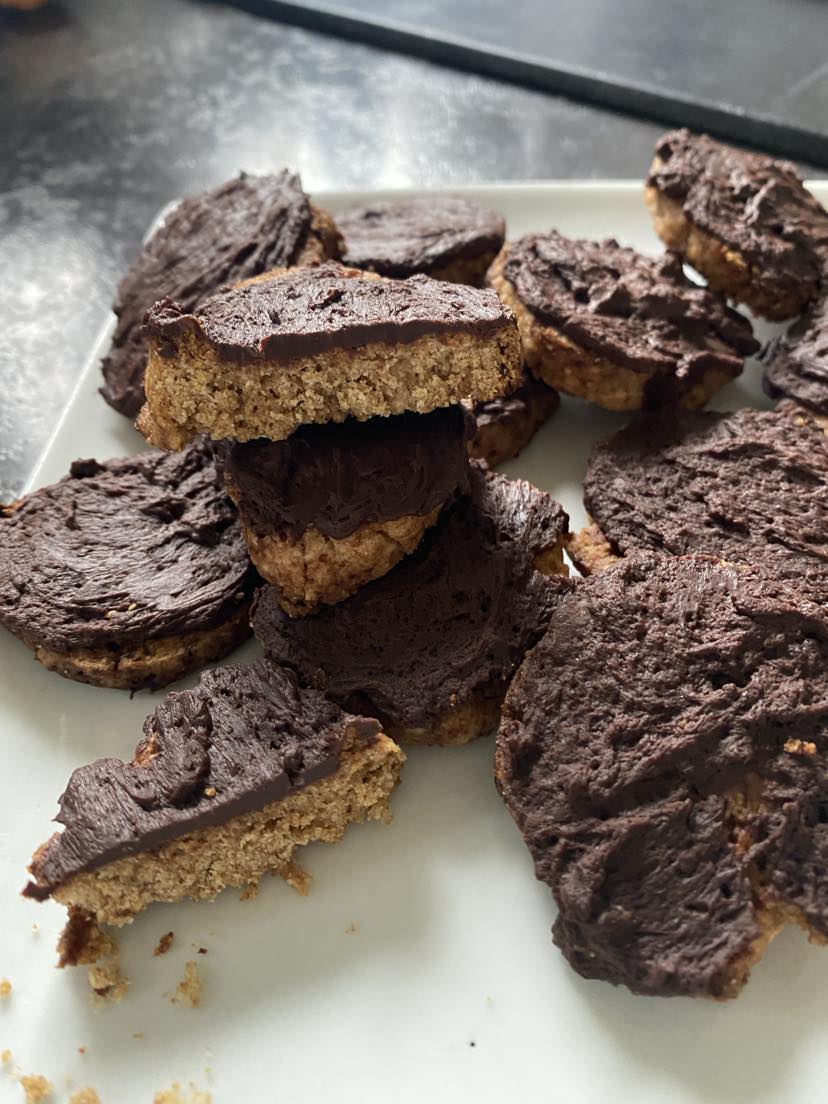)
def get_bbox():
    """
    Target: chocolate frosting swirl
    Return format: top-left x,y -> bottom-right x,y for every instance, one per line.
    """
497,554 -> 828,997
101,171 -> 317,417
147,262 -> 514,363
583,407 -> 828,609
253,465 -> 568,730
649,130 -> 828,297
0,443 -> 254,652
763,295 -> 828,413
502,231 -> 758,393
339,196 -> 505,277
24,659 -> 381,897
217,406 -> 471,539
